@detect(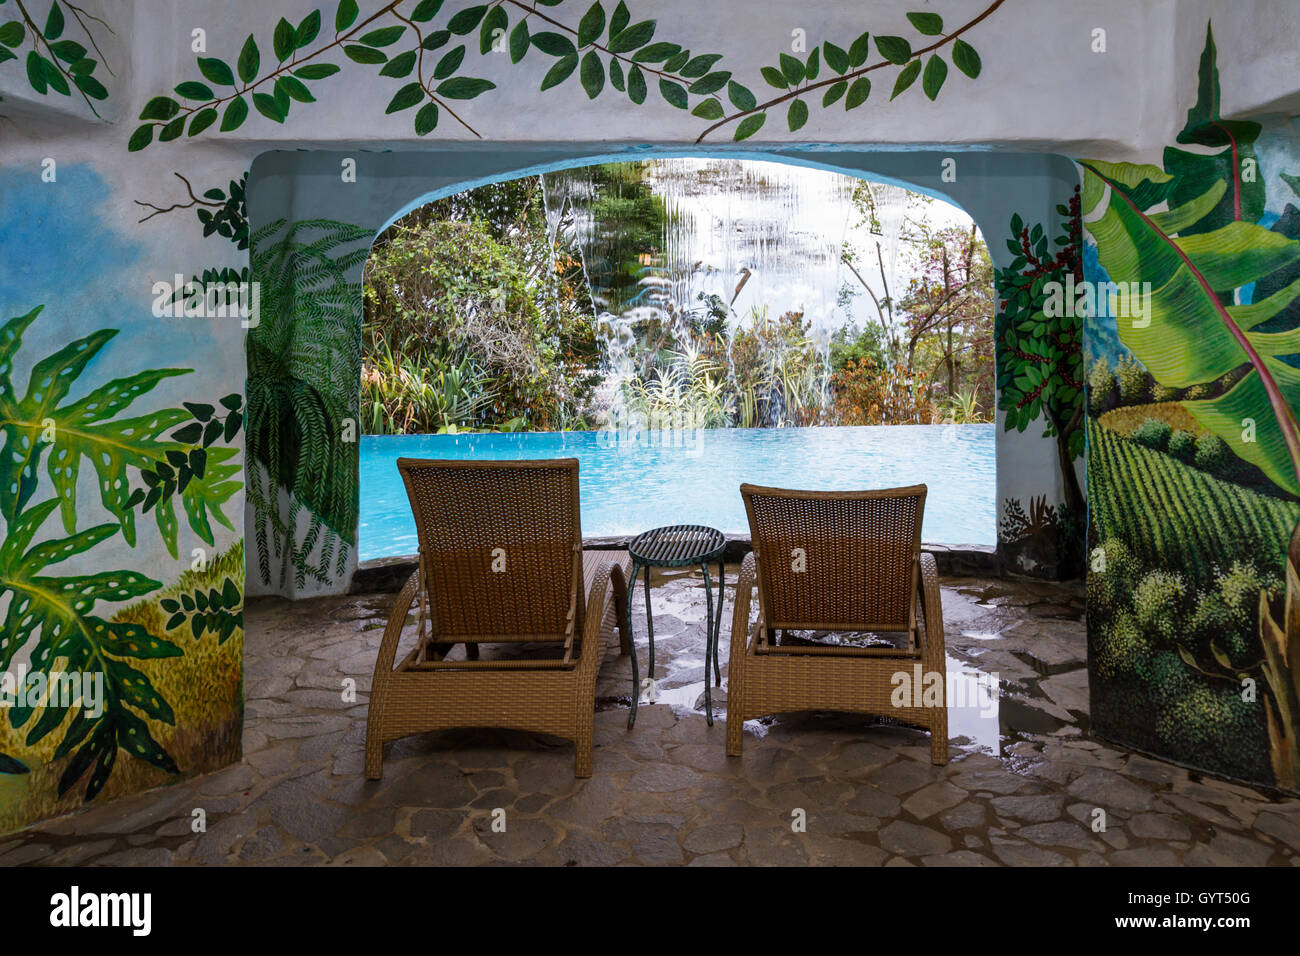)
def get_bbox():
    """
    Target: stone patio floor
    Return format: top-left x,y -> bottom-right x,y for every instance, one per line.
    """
4,565 -> 1300,867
